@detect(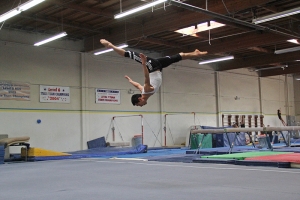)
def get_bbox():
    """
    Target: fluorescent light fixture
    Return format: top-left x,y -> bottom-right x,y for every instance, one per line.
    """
199,56 -> 234,65
34,32 -> 68,46
287,39 -> 299,44
18,0 -> 45,11
252,7 -> 300,24
175,21 -> 225,37
296,78 -> 300,80
94,44 -> 128,55
0,9 -> 20,23
255,65 -> 288,71
274,46 -> 300,54
0,0 -> 45,23
114,0 -> 167,19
